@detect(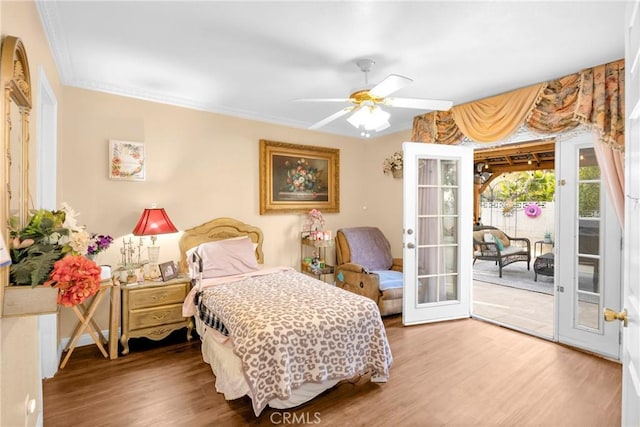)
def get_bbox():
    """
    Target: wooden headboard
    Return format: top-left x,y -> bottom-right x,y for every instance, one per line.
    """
178,217 -> 264,273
